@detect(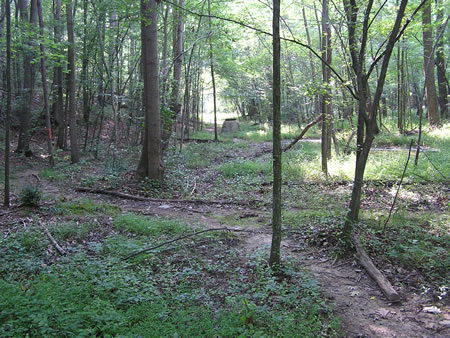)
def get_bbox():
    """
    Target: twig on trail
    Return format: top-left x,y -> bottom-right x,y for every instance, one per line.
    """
76,187 -> 262,207
351,232 -> 400,302
40,223 -> 66,256
383,140 -> 414,233
123,227 -> 254,261
189,178 -> 197,197
32,173 -> 41,184
283,114 -> 323,152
